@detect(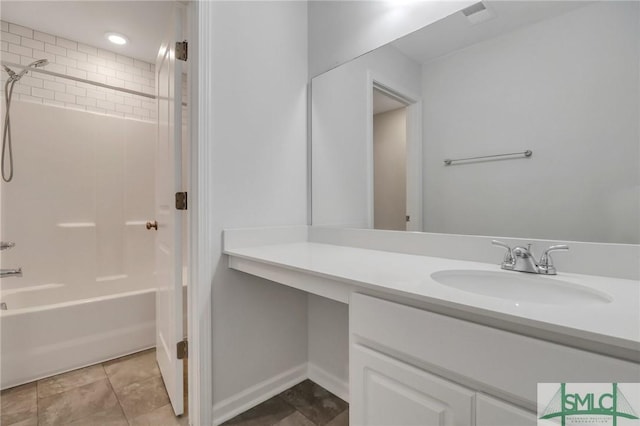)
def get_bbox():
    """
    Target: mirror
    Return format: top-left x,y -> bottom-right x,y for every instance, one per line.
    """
311,1 -> 639,244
